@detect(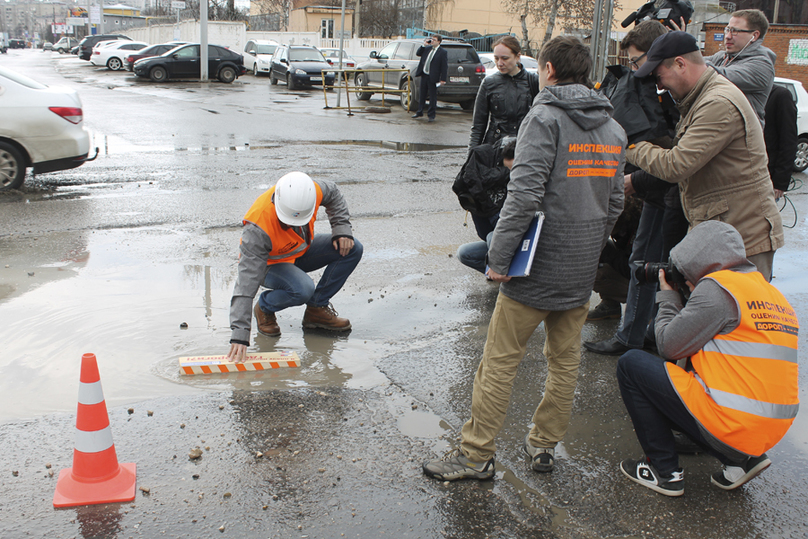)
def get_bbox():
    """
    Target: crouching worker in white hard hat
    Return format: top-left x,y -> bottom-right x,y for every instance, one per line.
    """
227,172 -> 362,362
